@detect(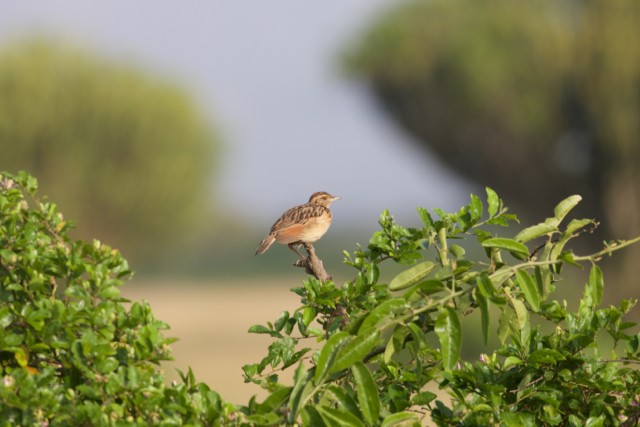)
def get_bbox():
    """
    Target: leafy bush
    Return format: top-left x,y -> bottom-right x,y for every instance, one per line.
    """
2,170 -> 639,426
0,171 -> 232,425
241,192 -> 640,425
0,40 -> 218,263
